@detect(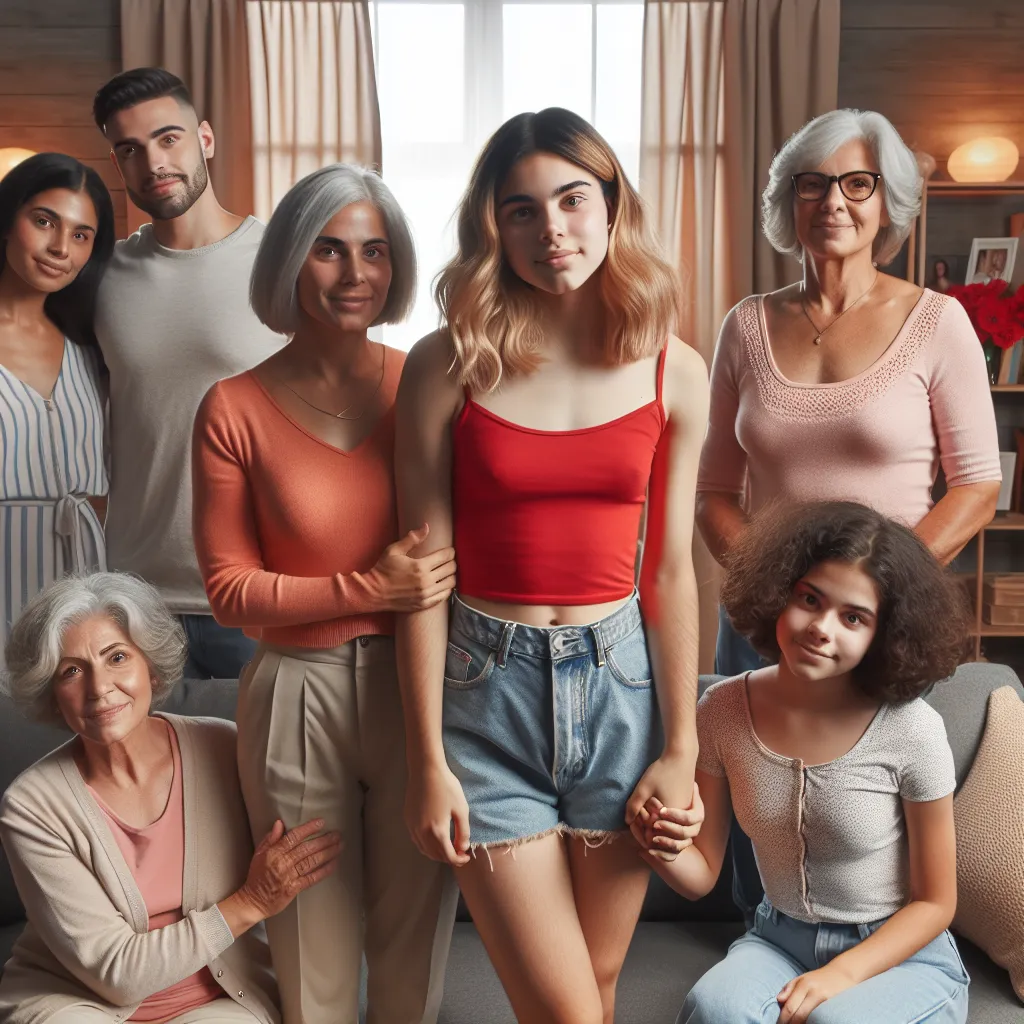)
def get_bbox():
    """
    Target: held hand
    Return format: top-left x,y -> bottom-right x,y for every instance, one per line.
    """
633,785 -> 704,861
369,523 -> 457,612
625,751 -> 697,861
236,819 -> 342,921
777,964 -> 857,1023
405,763 -> 471,867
